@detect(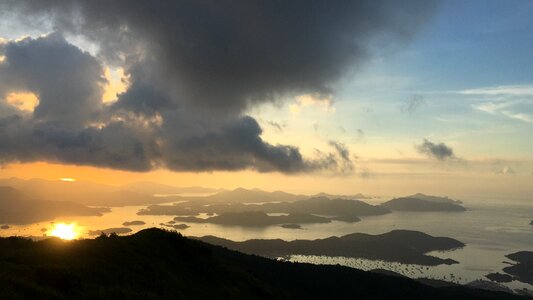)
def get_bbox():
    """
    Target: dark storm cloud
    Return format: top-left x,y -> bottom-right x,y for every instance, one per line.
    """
164,117 -> 310,173
0,33 -> 104,128
0,114 -> 156,171
0,1 -> 436,173
416,139 -> 456,161
6,0 -> 435,111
